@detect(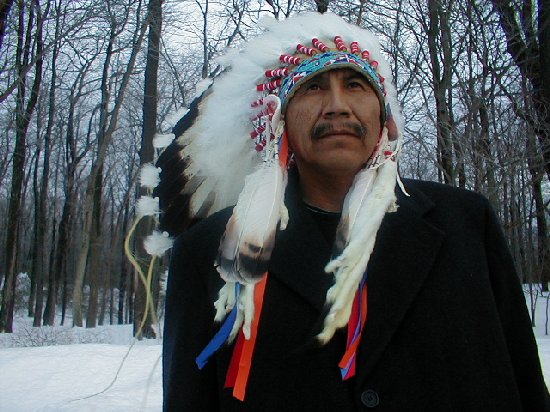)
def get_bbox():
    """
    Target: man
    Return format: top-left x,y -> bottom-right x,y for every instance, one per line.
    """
159,12 -> 549,411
